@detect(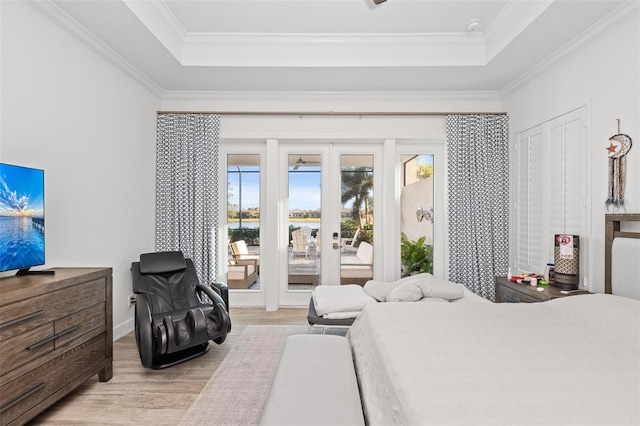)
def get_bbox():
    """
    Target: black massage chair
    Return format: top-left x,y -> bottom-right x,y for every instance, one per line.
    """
131,251 -> 231,369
